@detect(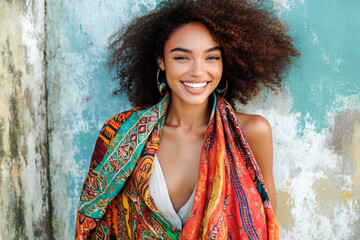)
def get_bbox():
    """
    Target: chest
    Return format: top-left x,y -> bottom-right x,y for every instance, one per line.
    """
156,126 -> 206,212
